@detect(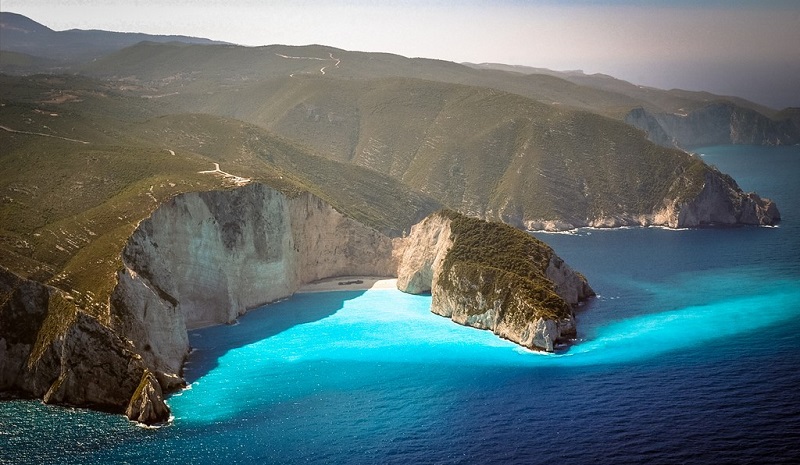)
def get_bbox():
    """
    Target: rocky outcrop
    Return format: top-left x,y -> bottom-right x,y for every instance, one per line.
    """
396,211 -> 593,352
125,370 -> 170,425
41,312 -> 146,410
1,267 -> 156,418
3,183 -> 396,425
656,168 -> 780,228
0,267 -> 52,397
625,104 -> 800,149
524,164 -> 780,231
546,256 -> 595,306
